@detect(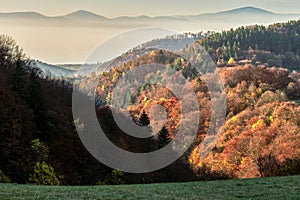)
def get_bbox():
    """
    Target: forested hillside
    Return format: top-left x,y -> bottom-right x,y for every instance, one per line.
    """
200,20 -> 300,71
1,19 -> 300,186
90,47 -> 300,180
